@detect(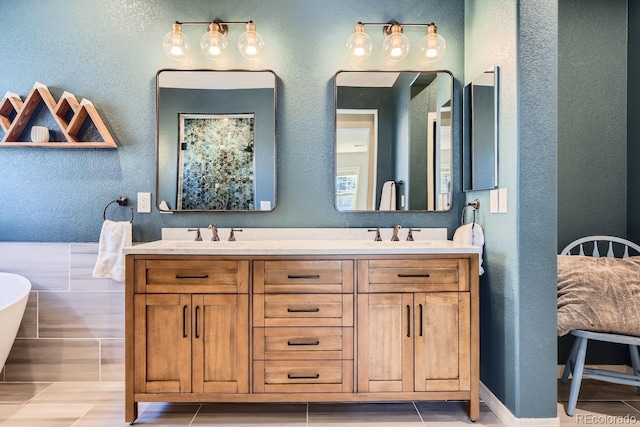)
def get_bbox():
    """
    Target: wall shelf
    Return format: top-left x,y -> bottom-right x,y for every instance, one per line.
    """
0,82 -> 117,148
